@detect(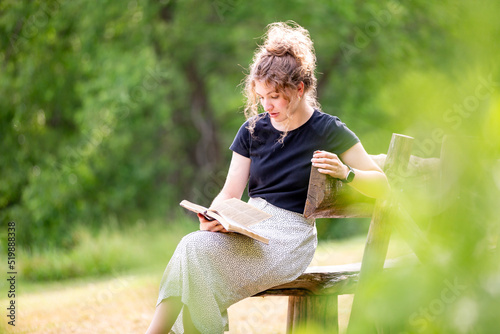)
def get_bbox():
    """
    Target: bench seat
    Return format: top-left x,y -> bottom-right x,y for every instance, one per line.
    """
254,257 -> 410,298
